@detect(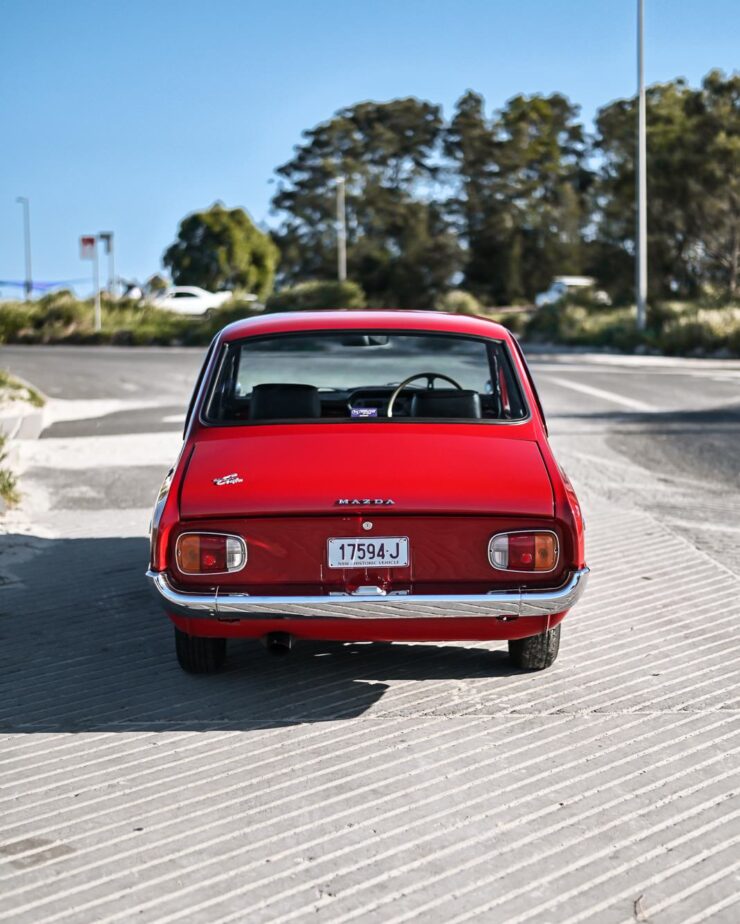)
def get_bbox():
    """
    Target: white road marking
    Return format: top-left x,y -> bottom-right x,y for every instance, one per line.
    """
531,362 -> 740,379
41,398 -> 164,426
540,375 -> 657,412
528,352 -> 740,371
161,413 -> 186,423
